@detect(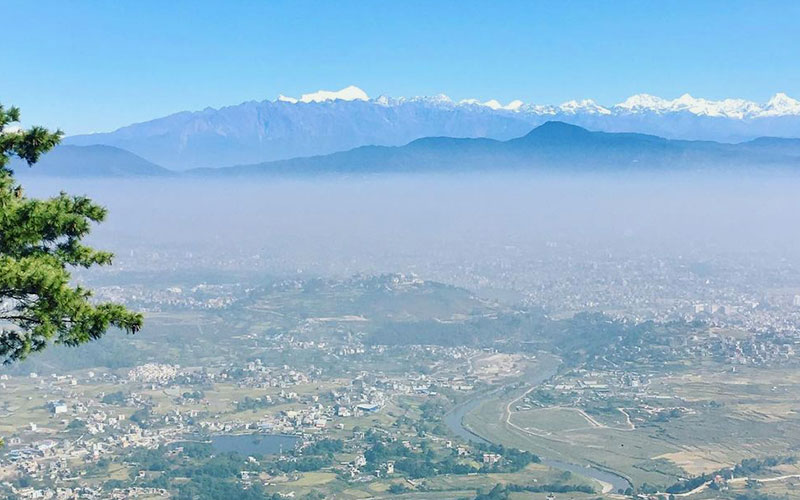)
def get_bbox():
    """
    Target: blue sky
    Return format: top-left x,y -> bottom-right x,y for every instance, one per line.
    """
3,0 -> 799,134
